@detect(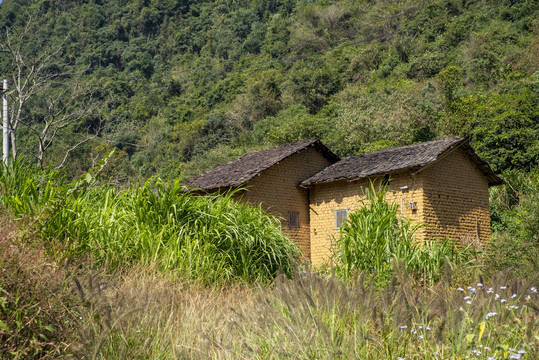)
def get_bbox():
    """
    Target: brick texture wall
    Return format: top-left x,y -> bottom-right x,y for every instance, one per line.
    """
420,147 -> 491,246
308,173 -> 426,265
308,147 -> 492,265
239,146 -> 334,260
